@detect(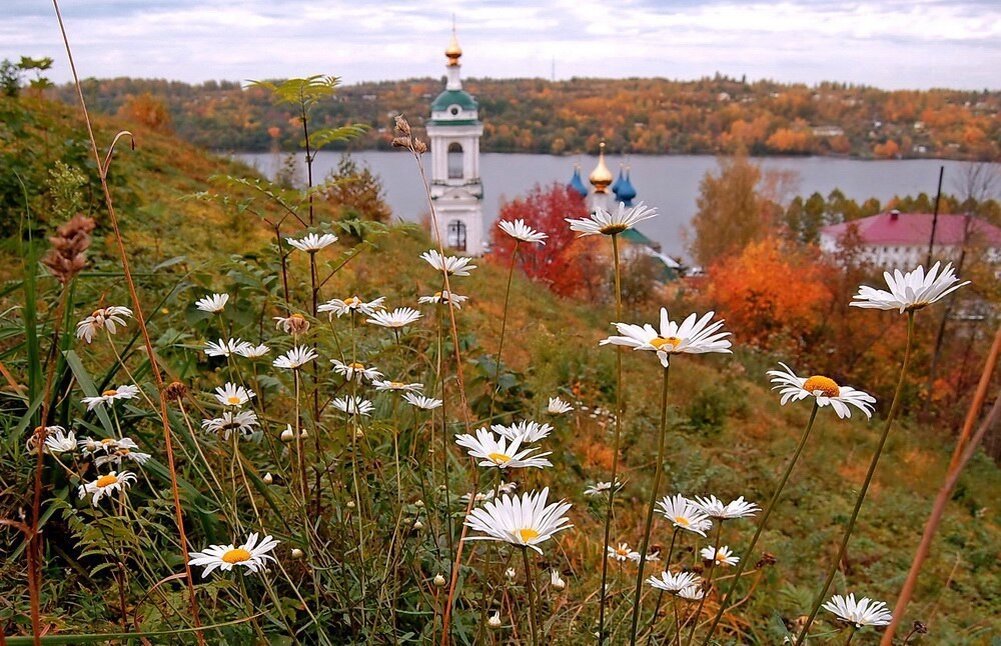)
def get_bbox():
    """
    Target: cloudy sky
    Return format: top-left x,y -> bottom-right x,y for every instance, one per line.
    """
4,1 -> 1000,90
